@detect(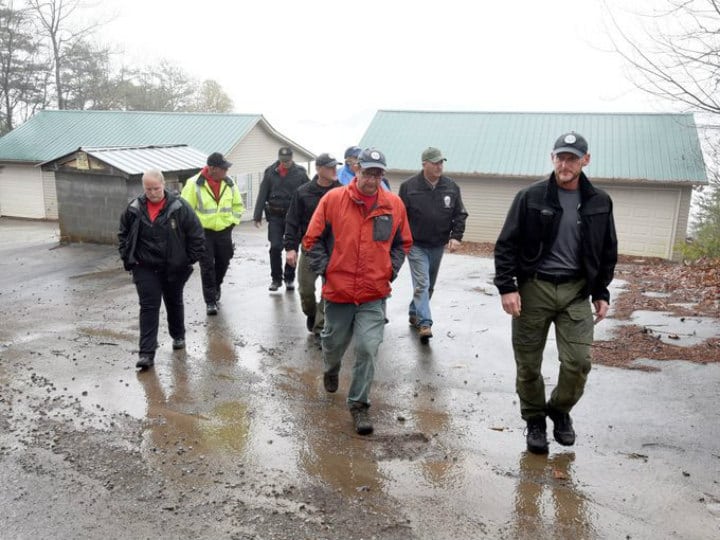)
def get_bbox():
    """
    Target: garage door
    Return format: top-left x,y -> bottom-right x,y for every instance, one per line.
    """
606,186 -> 680,258
0,164 -> 46,218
